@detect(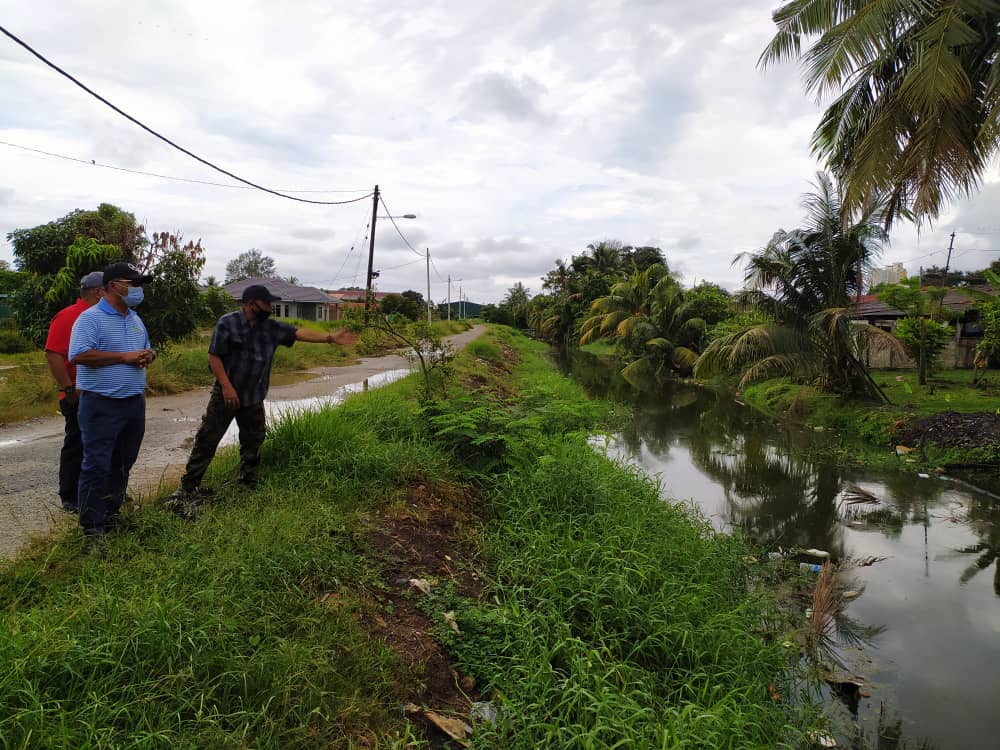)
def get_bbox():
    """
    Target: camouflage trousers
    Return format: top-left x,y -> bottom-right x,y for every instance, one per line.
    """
180,385 -> 266,490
